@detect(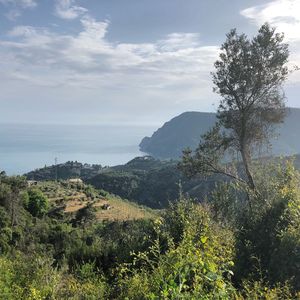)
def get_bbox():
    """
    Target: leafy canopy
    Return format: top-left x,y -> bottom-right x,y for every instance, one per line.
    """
181,23 -> 289,192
